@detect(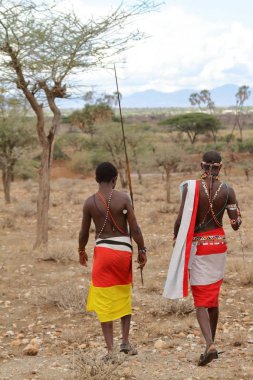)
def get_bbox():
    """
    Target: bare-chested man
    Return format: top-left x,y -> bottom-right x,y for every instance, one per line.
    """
79,162 -> 147,360
164,150 -> 242,366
